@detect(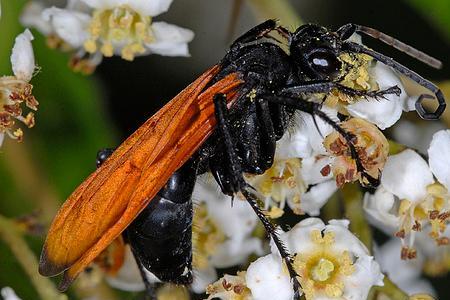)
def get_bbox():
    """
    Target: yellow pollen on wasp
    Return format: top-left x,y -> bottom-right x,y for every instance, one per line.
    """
293,230 -> 355,299
83,5 -> 155,61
